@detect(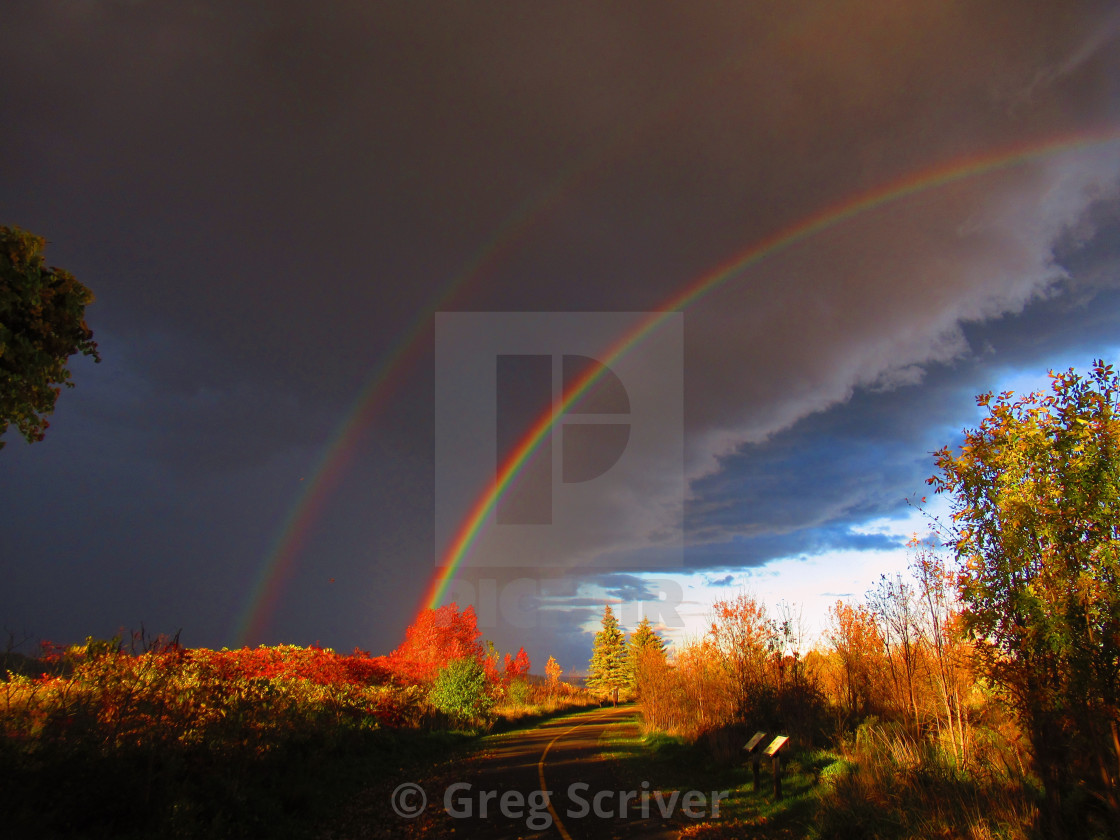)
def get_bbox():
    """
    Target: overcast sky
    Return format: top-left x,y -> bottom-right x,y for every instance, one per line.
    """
2,1 -> 1119,673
